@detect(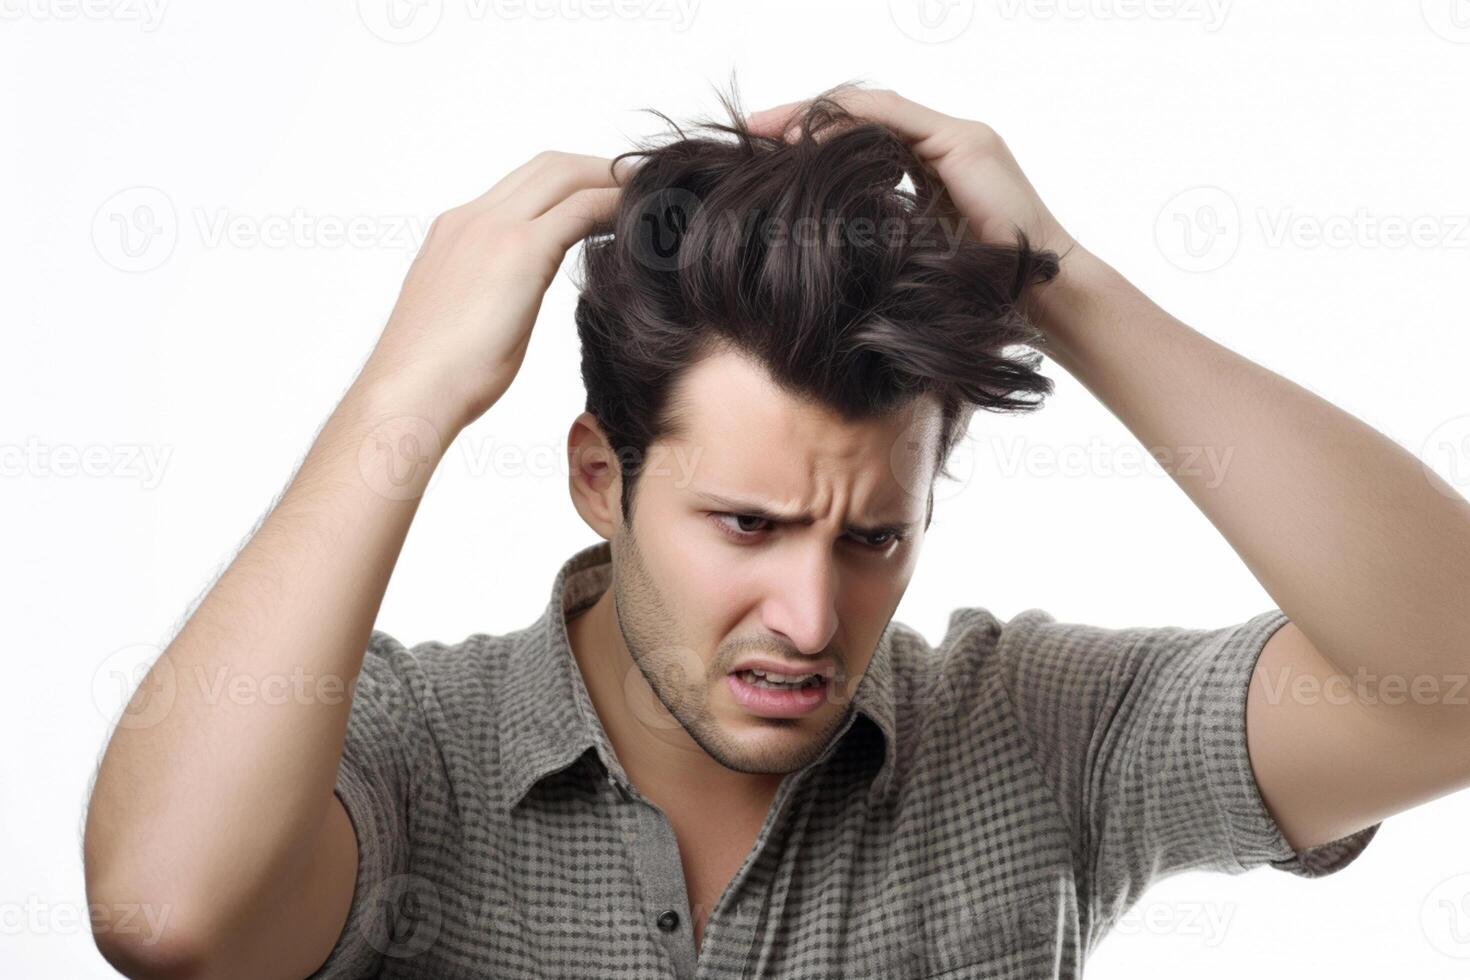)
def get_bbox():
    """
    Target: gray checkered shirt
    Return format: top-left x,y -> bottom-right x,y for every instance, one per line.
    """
308,539 -> 1379,978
